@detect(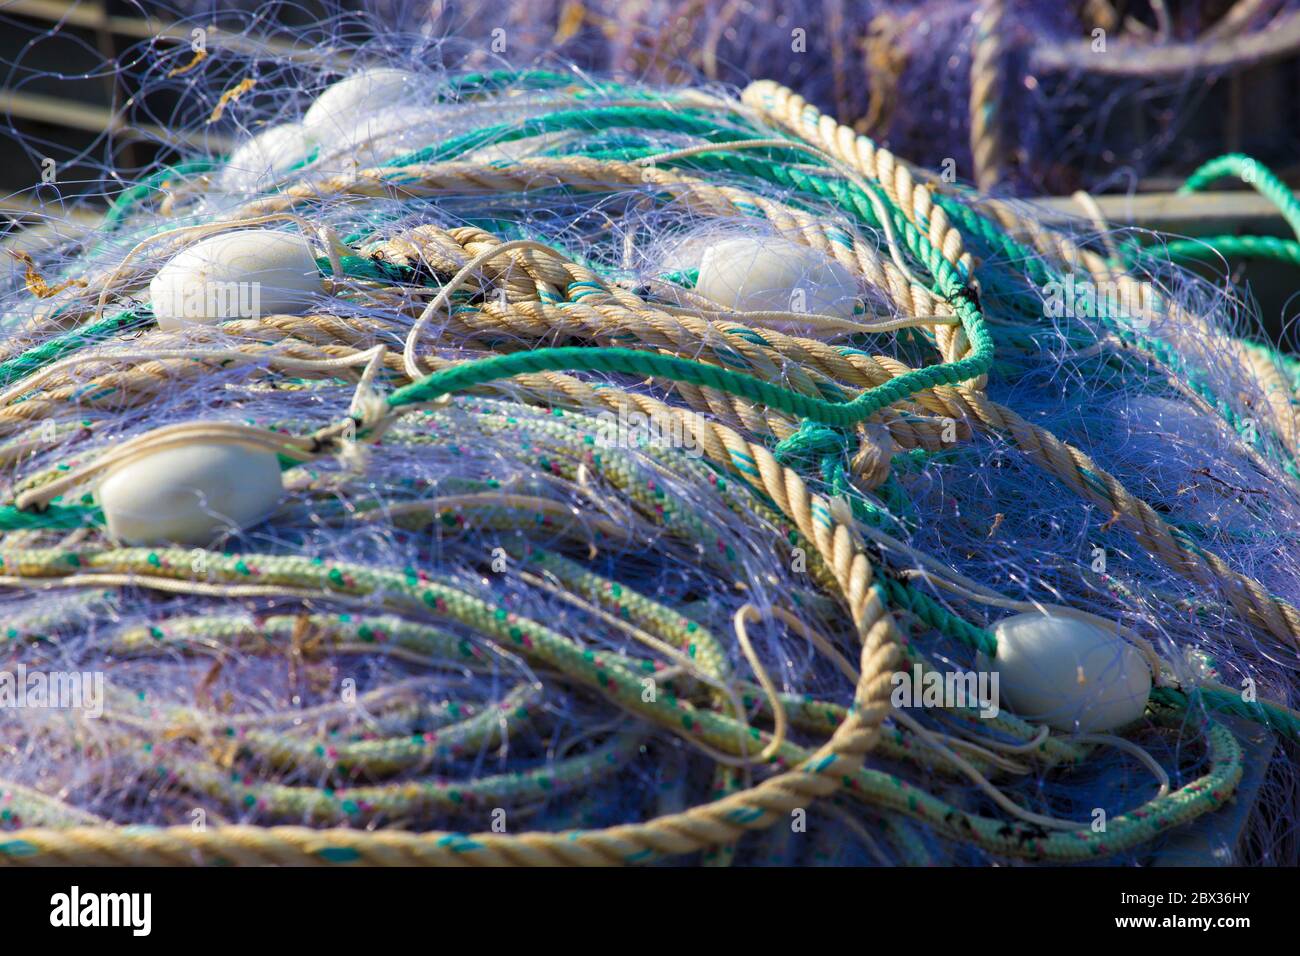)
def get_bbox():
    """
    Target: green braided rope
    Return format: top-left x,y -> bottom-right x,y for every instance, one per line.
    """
1180,152 -> 1300,241
0,310 -> 149,389
1163,234 -> 1300,268
389,105 -> 806,169
1151,686 -> 1300,744
387,304 -> 992,426
100,159 -> 218,231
